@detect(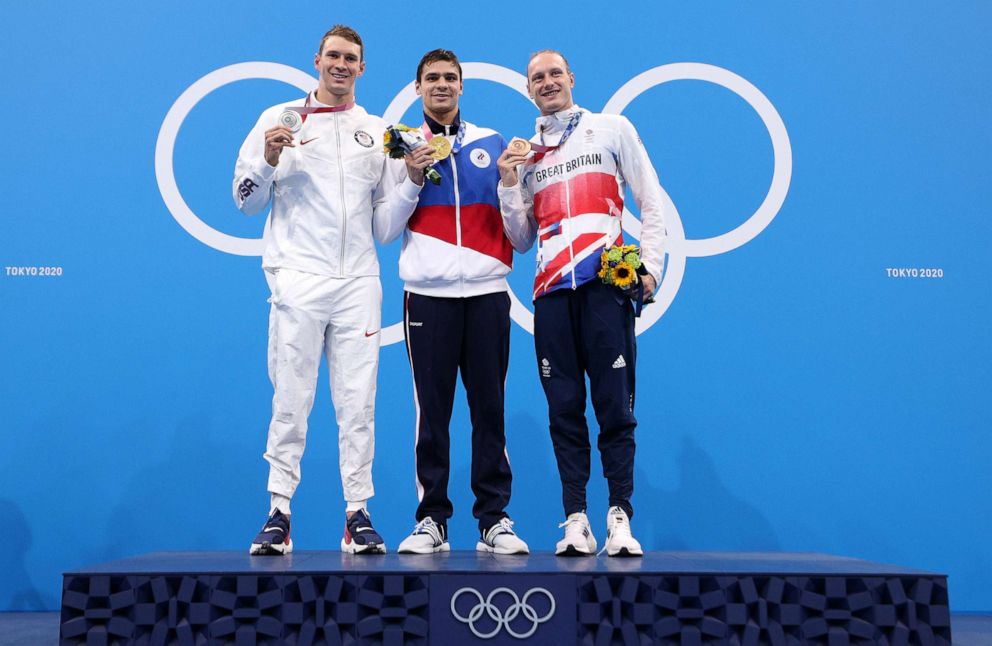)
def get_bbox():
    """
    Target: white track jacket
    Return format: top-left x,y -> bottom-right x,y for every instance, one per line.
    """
233,95 -> 419,277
